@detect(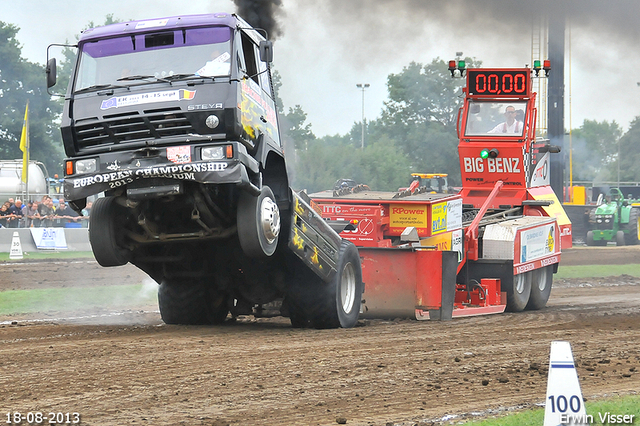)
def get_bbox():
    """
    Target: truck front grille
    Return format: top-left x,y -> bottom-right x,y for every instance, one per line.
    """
74,107 -> 194,151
